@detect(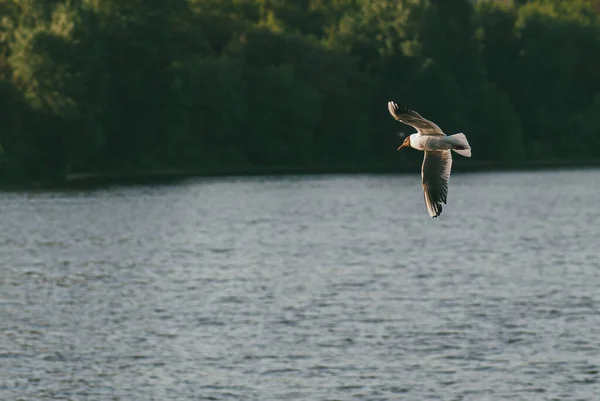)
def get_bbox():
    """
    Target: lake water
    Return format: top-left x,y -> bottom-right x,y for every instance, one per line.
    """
1,170 -> 600,400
